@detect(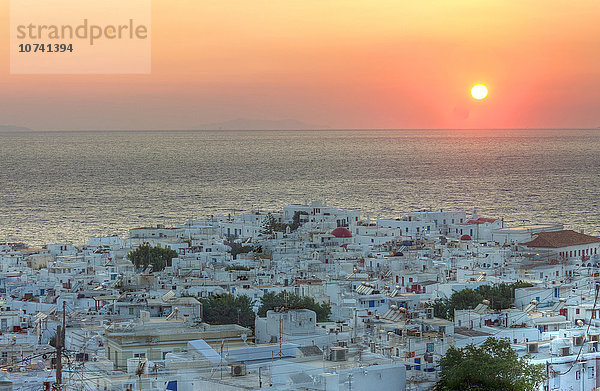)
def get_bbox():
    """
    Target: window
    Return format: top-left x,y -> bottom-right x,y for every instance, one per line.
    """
133,353 -> 146,358
589,367 -> 595,379
576,370 -> 581,380
129,308 -> 134,315
426,343 -> 434,352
